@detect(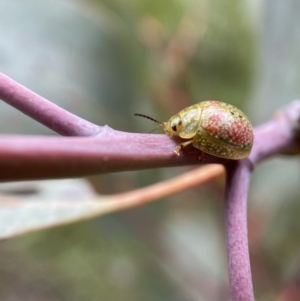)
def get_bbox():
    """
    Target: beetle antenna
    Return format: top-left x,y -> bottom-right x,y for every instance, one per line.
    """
134,113 -> 164,133
134,113 -> 163,125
